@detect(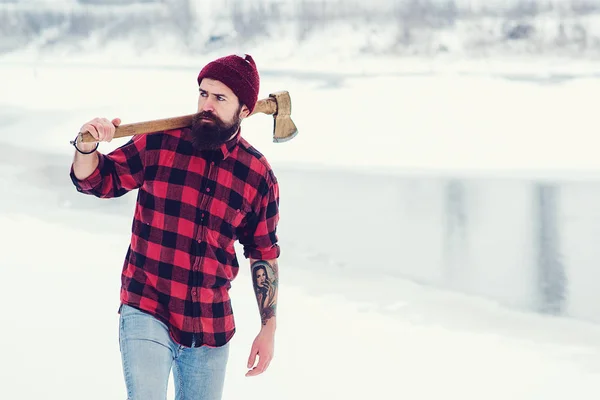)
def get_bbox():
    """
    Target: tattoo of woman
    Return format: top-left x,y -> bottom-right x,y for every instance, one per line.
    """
251,260 -> 279,325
